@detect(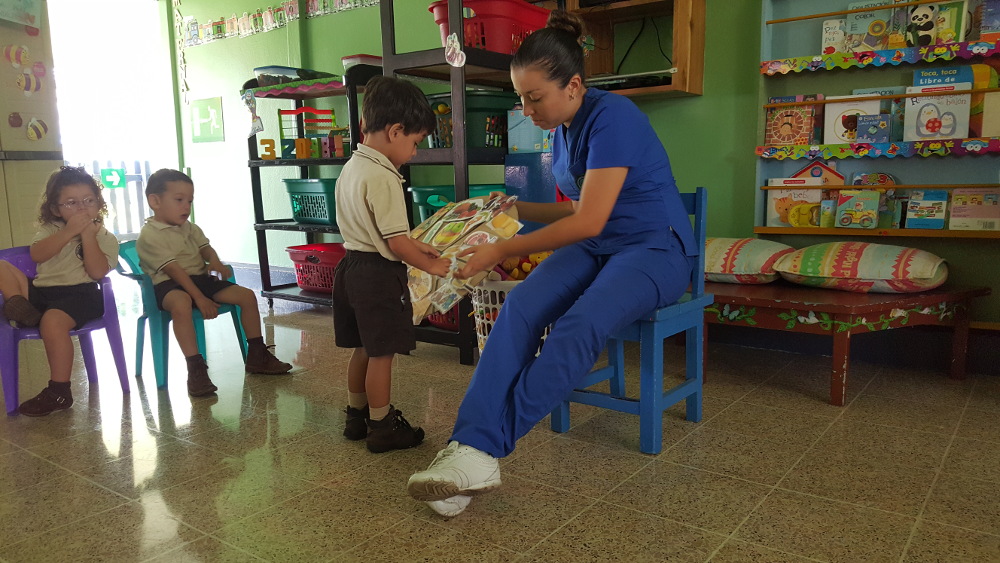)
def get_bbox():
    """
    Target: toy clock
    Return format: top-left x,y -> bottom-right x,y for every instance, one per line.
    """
764,106 -> 812,145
